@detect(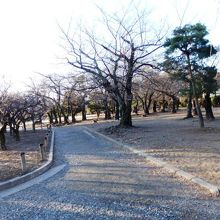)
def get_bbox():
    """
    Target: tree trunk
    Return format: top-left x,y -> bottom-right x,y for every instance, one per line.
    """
187,54 -> 204,127
47,112 -> 53,124
119,102 -> 132,127
171,96 -> 177,113
81,101 -> 87,121
161,96 -> 167,112
32,121 -> 36,132
71,108 -> 76,123
193,100 -> 198,115
153,101 -> 157,113
13,125 -> 20,141
133,99 -> 139,115
143,106 -> 149,116
104,109 -> 111,120
104,99 -> 111,120
0,125 -> 7,150
23,120 -> 26,132
53,109 -> 58,124
115,101 -> 120,120
58,111 -> 62,124
205,93 -> 215,120
61,108 -> 69,124
186,92 -> 193,118
9,125 -> 13,136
